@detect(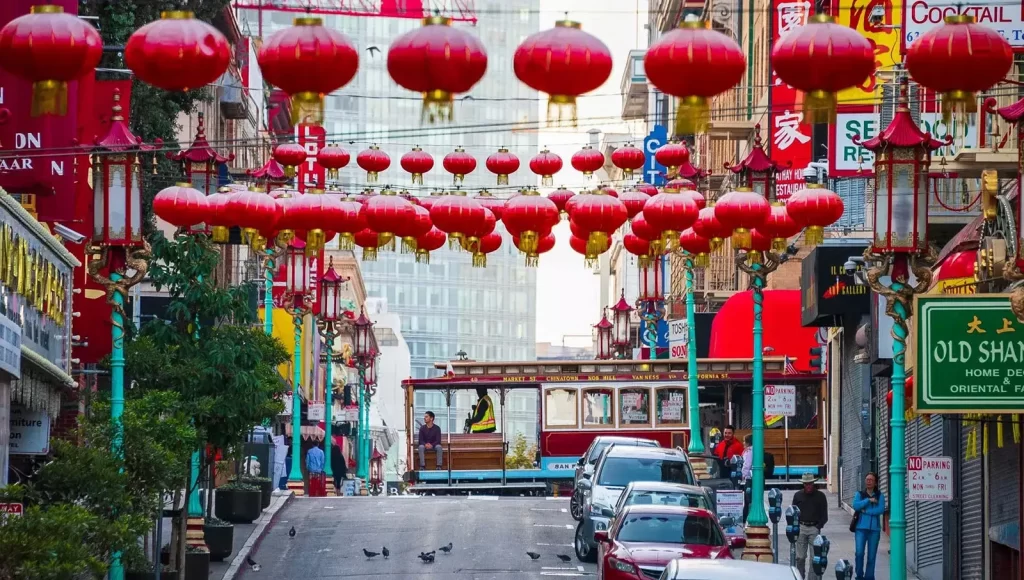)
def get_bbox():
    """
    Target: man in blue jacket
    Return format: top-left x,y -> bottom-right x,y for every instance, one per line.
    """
852,471 -> 886,580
